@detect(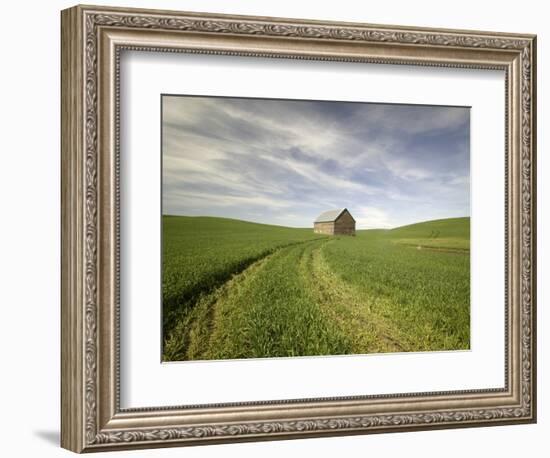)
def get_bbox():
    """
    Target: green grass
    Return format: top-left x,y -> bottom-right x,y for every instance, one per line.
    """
162,215 -> 470,361
388,217 -> 470,251
162,216 -> 323,336
177,240 -> 352,360
323,218 -> 470,352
